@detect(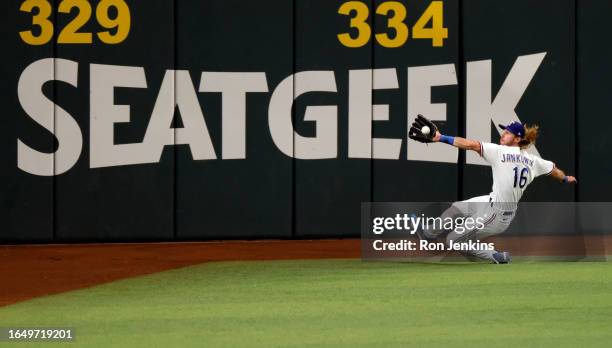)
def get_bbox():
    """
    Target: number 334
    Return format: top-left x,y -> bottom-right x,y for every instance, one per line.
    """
338,0 -> 447,48
19,0 -> 130,45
